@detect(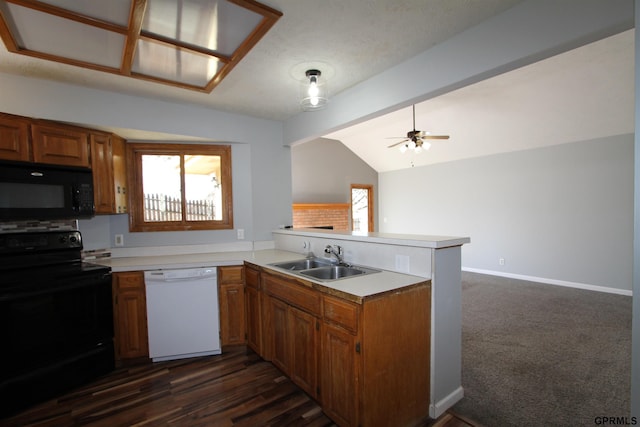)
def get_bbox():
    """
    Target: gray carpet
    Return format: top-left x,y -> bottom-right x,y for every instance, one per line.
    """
453,272 -> 632,427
